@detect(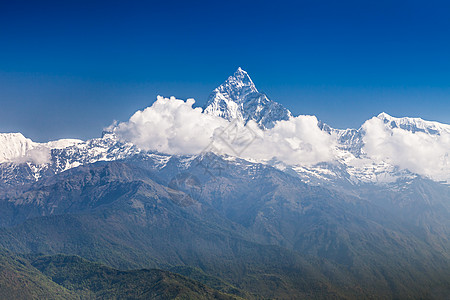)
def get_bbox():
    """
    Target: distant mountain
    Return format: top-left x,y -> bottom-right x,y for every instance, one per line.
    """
1,157 -> 449,298
0,161 -> 354,298
203,67 -> 292,129
0,68 -> 449,299
376,112 -> 450,134
0,133 -> 35,163
0,132 -> 82,164
0,68 -> 449,186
